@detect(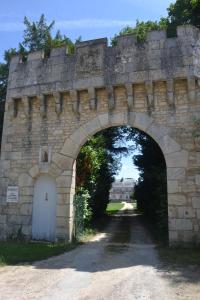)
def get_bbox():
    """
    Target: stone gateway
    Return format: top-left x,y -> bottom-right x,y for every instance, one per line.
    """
0,25 -> 200,245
